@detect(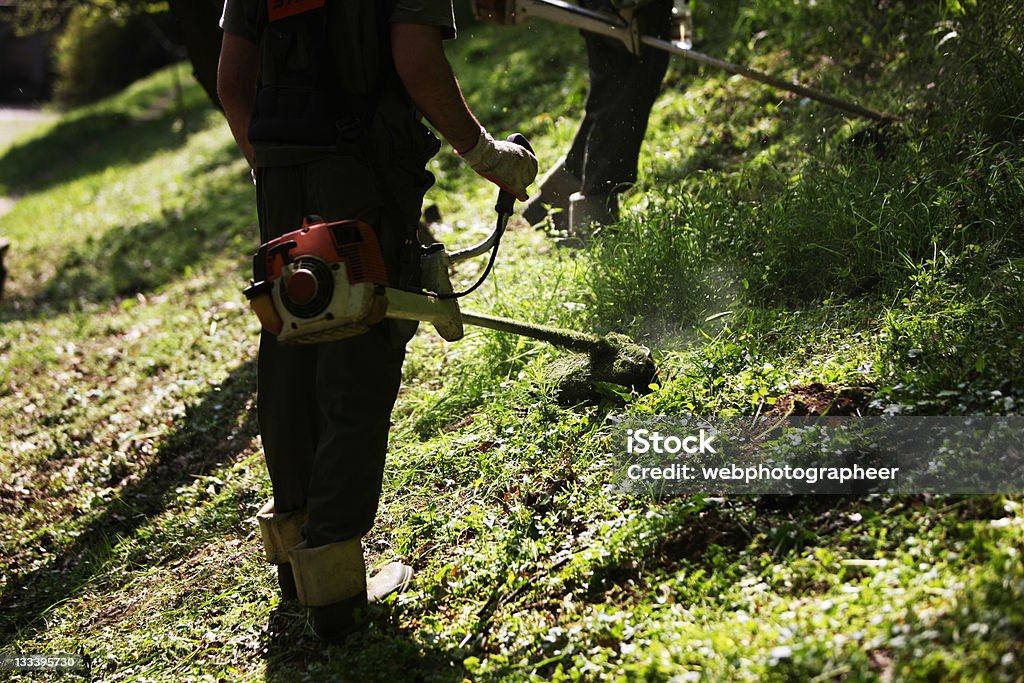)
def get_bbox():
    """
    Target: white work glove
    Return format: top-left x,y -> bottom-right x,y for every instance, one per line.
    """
458,128 -> 538,201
